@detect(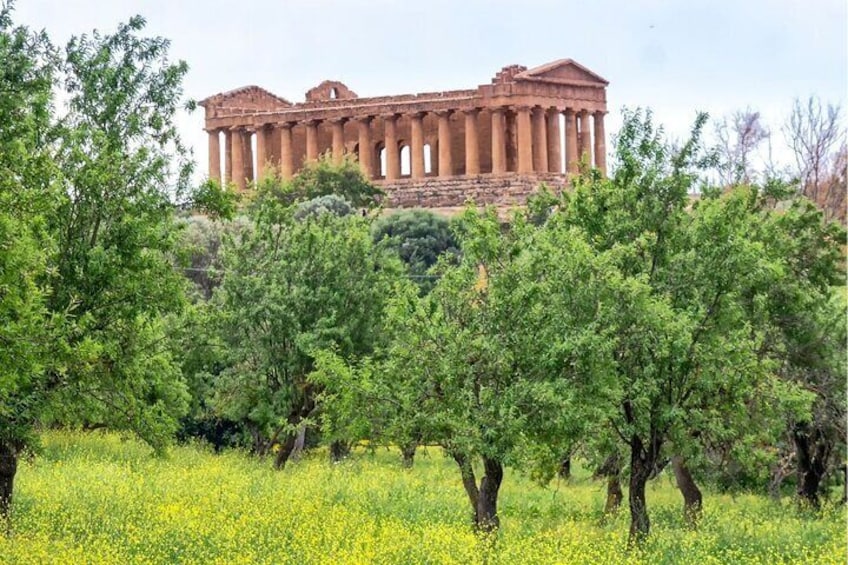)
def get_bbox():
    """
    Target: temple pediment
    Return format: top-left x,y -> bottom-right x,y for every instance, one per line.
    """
199,85 -> 292,111
515,59 -> 608,87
